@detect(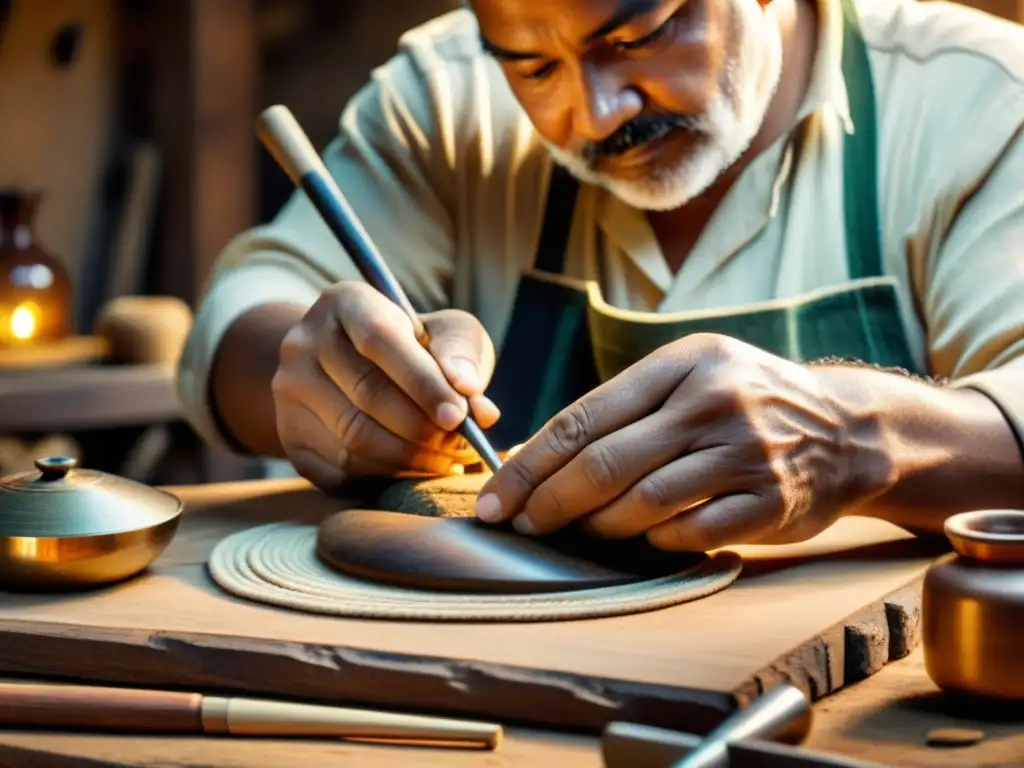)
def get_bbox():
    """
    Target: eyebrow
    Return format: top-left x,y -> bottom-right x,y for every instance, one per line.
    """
479,0 -> 664,62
